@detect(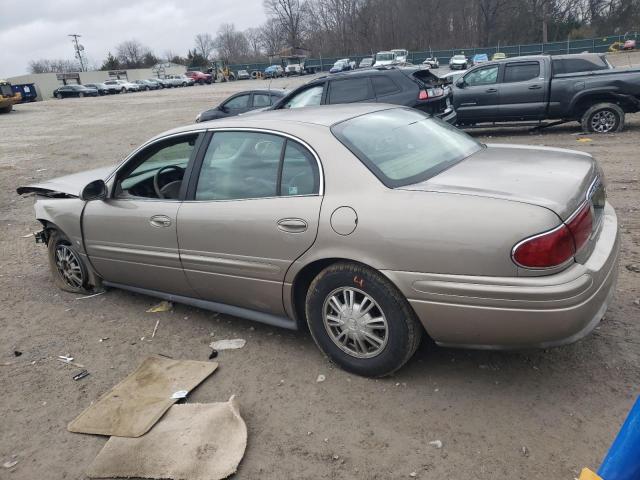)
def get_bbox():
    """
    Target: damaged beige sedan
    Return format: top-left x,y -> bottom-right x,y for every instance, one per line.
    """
18,105 -> 620,377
